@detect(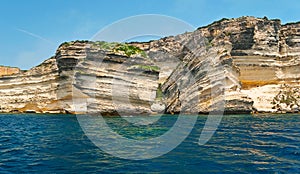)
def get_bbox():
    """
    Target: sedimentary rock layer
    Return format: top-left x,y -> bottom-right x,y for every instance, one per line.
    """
161,17 -> 300,114
0,42 -> 160,114
0,58 -> 60,113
